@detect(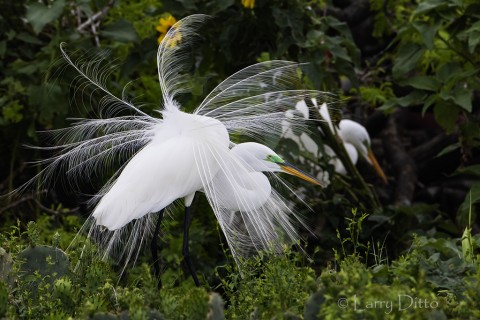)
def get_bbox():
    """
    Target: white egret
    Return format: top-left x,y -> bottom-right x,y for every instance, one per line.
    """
337,119 -> 387,183
21,15 -> 328,286
282,99 -> 387,183
282,100 -> 319,157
